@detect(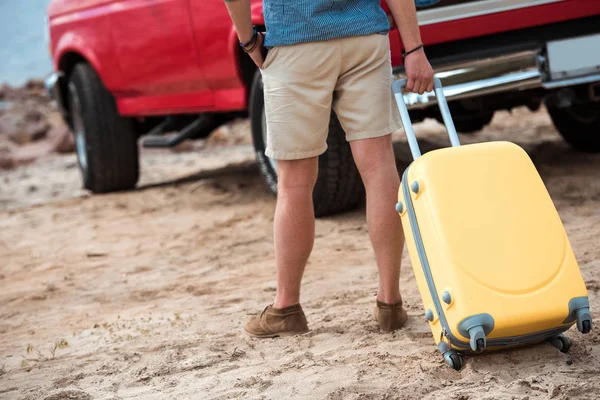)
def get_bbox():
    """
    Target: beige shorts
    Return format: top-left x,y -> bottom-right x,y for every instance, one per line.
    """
260,33 -> 403,160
